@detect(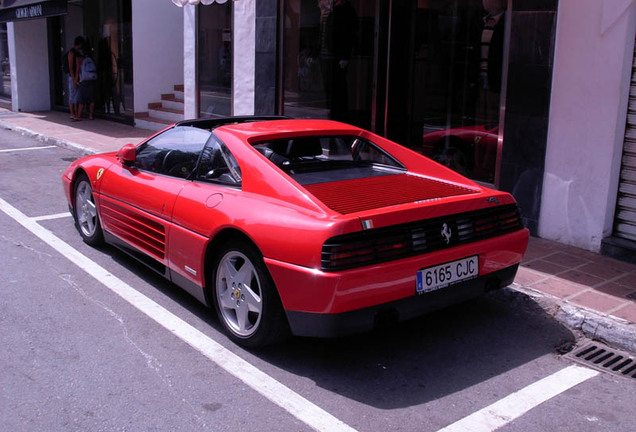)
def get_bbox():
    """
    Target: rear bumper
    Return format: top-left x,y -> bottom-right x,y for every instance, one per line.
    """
265,228 -> 528,337
286,265 -> 518,338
